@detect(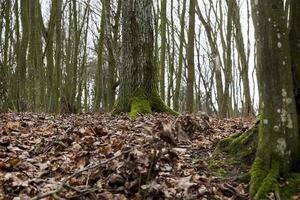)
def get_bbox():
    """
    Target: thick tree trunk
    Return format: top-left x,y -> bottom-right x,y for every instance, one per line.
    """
250,0 -> 299,198
28,0 -> 44,111
113,0 -> 177,118
290,0 -> 300,124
